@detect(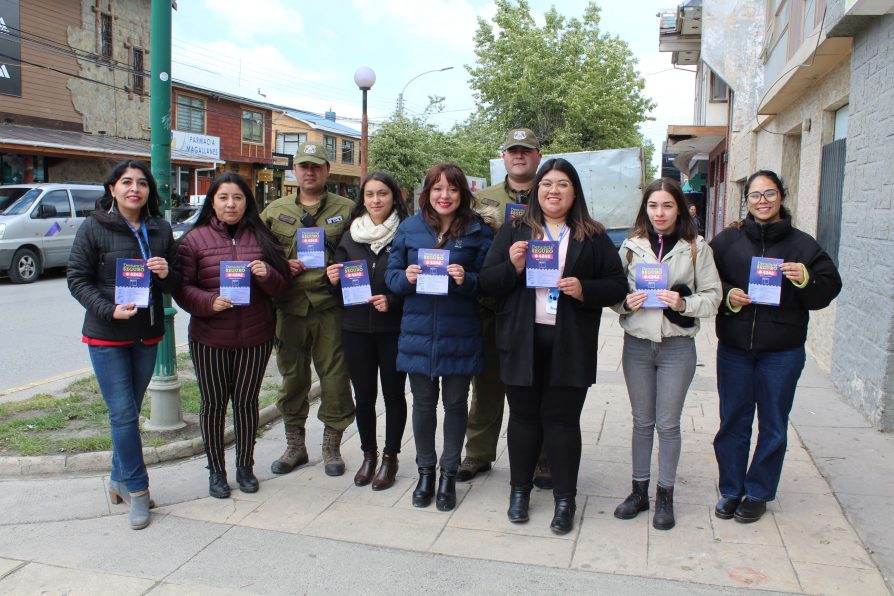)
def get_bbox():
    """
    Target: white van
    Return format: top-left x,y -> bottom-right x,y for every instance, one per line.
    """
0,183 -> 105,283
